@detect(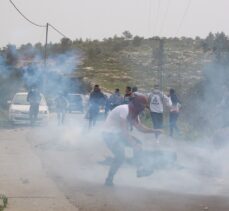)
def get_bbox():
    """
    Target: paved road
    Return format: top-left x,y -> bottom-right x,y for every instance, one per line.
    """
24,112 -> 229,211
0,125 -> 78,211
1,112 -> 229,210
